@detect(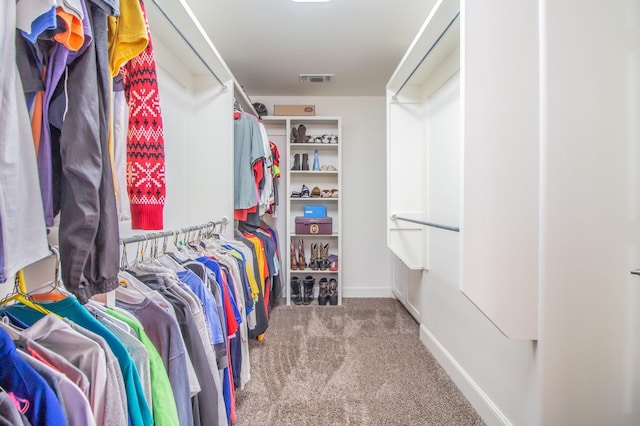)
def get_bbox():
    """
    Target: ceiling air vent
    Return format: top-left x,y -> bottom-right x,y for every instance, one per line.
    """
299,74 -> 333,83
